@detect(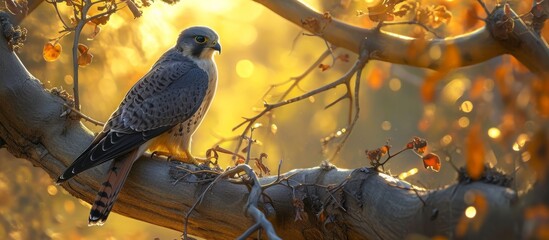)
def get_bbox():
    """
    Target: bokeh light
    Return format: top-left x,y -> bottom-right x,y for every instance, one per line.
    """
487,127 -> 501,139
465,206 -> 477,219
